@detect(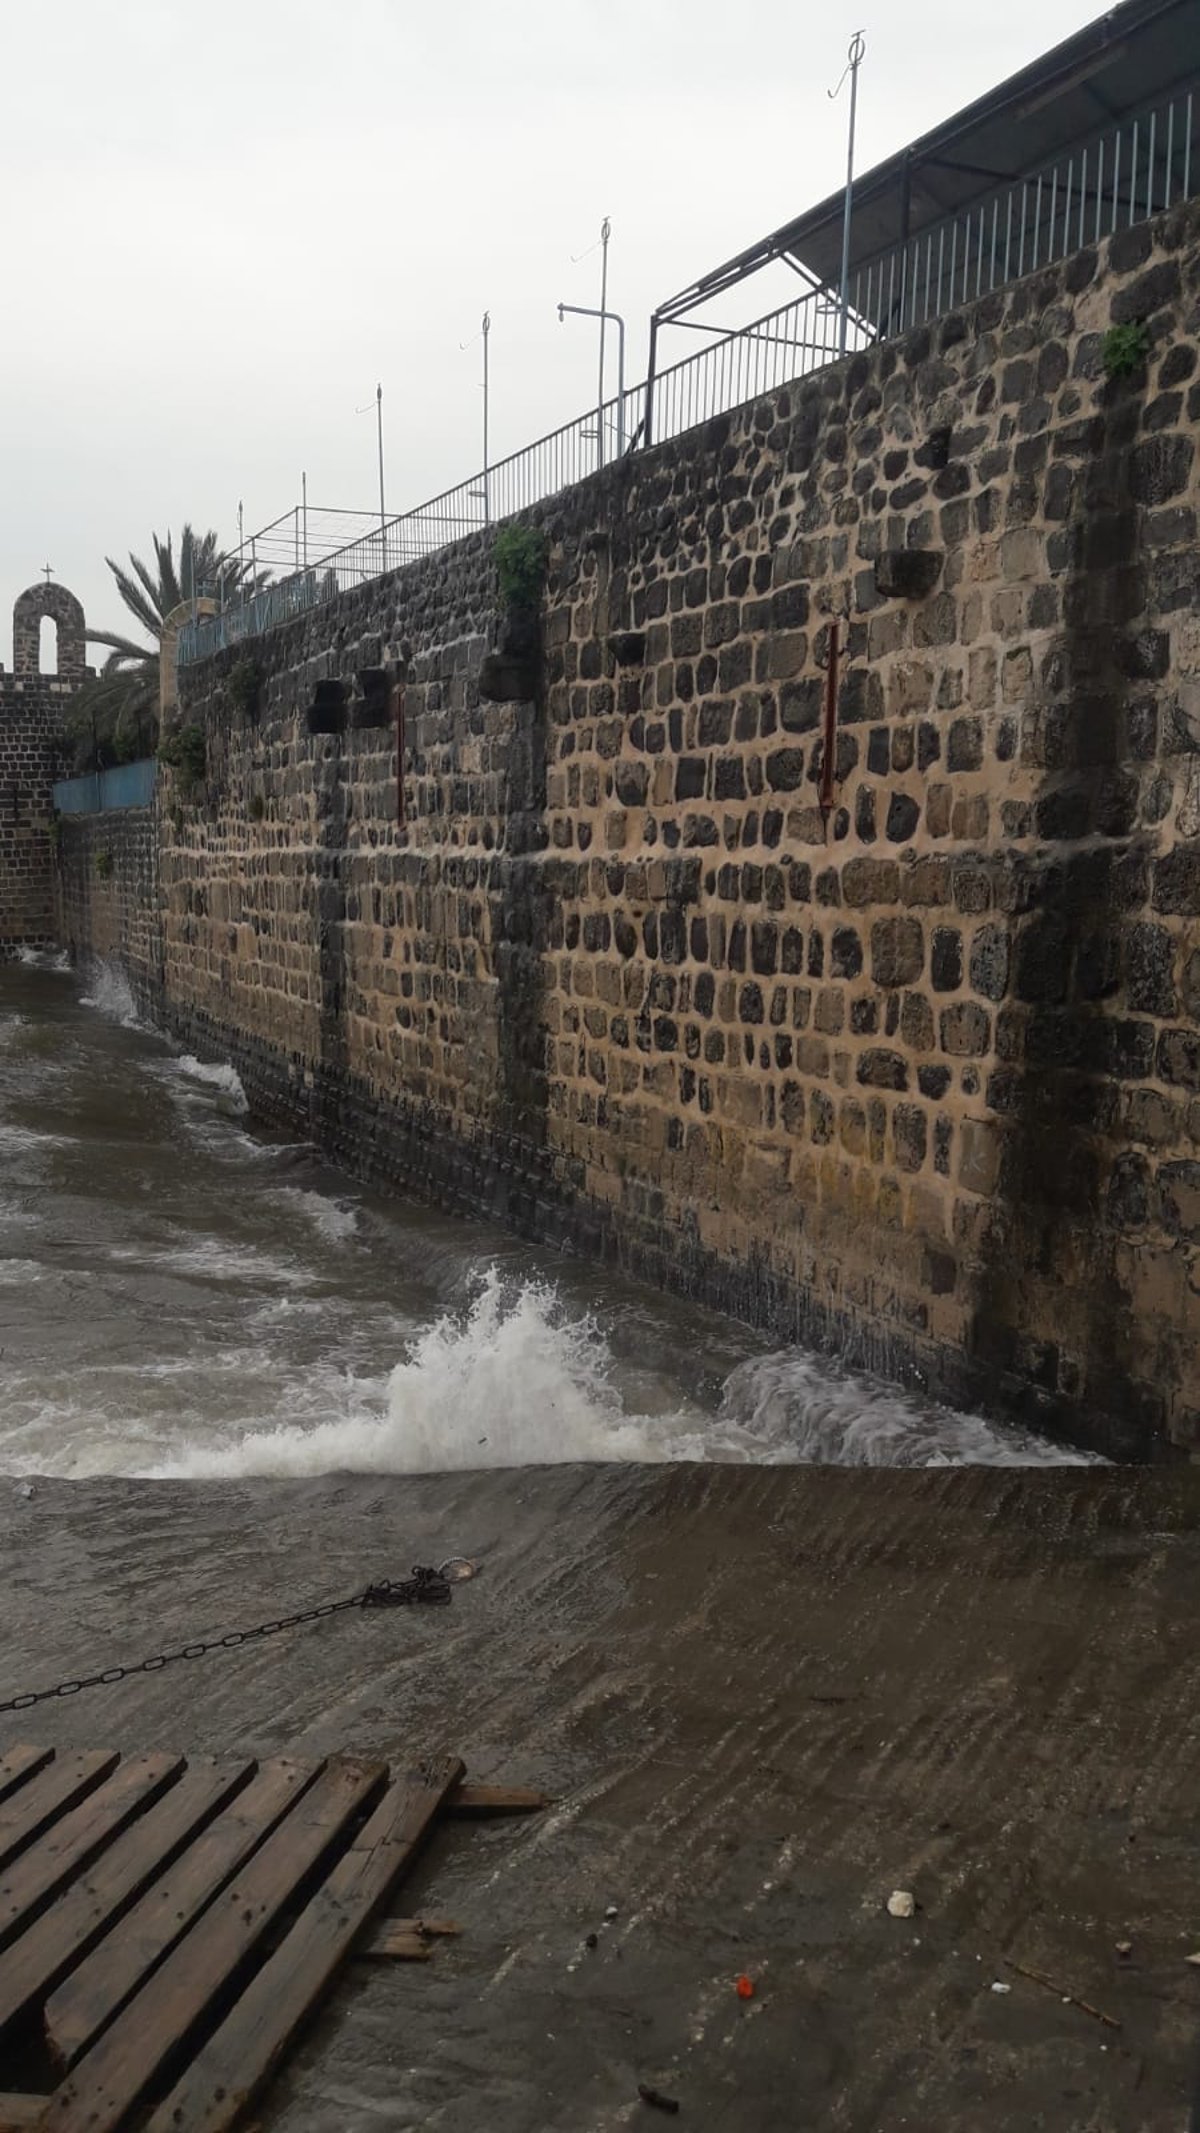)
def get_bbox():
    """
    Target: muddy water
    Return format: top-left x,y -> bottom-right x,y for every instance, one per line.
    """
0,956 -> 1093,1477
